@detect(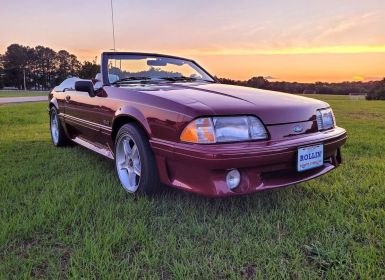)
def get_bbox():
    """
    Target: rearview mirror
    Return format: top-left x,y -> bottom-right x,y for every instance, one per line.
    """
75,80 -> 95,97
147,59 -> 167,66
